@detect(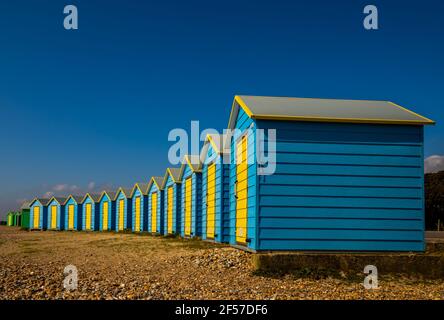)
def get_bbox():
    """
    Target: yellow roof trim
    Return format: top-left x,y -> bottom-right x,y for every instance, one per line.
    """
47,196 -> 63,206
81,193 -> 94,204
114,187 -> 130,201
206,134 -> 220,154
29,197 -> 40,207
251,114 -> 433,125
227,95 -> 254,130
234,95 -> 253,117
230,95 -> 434,126
63,194 -> 78,205
130,183 -> 147,197
167,168 -> 179,183
388,101 -> 435,124
185,155 -> 202,173
98,191 -> 110,203
149,177 -> 162,191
